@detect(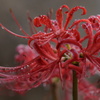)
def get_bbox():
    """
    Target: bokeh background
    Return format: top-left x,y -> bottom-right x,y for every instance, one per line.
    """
0,0 -> 100,100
